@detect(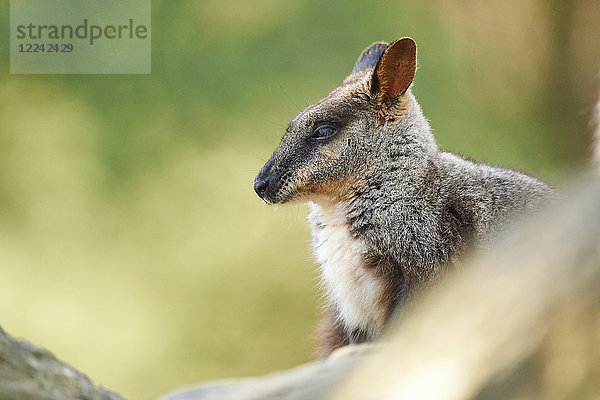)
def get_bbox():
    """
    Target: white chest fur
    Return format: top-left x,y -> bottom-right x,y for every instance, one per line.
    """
308,201 -> 386,336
